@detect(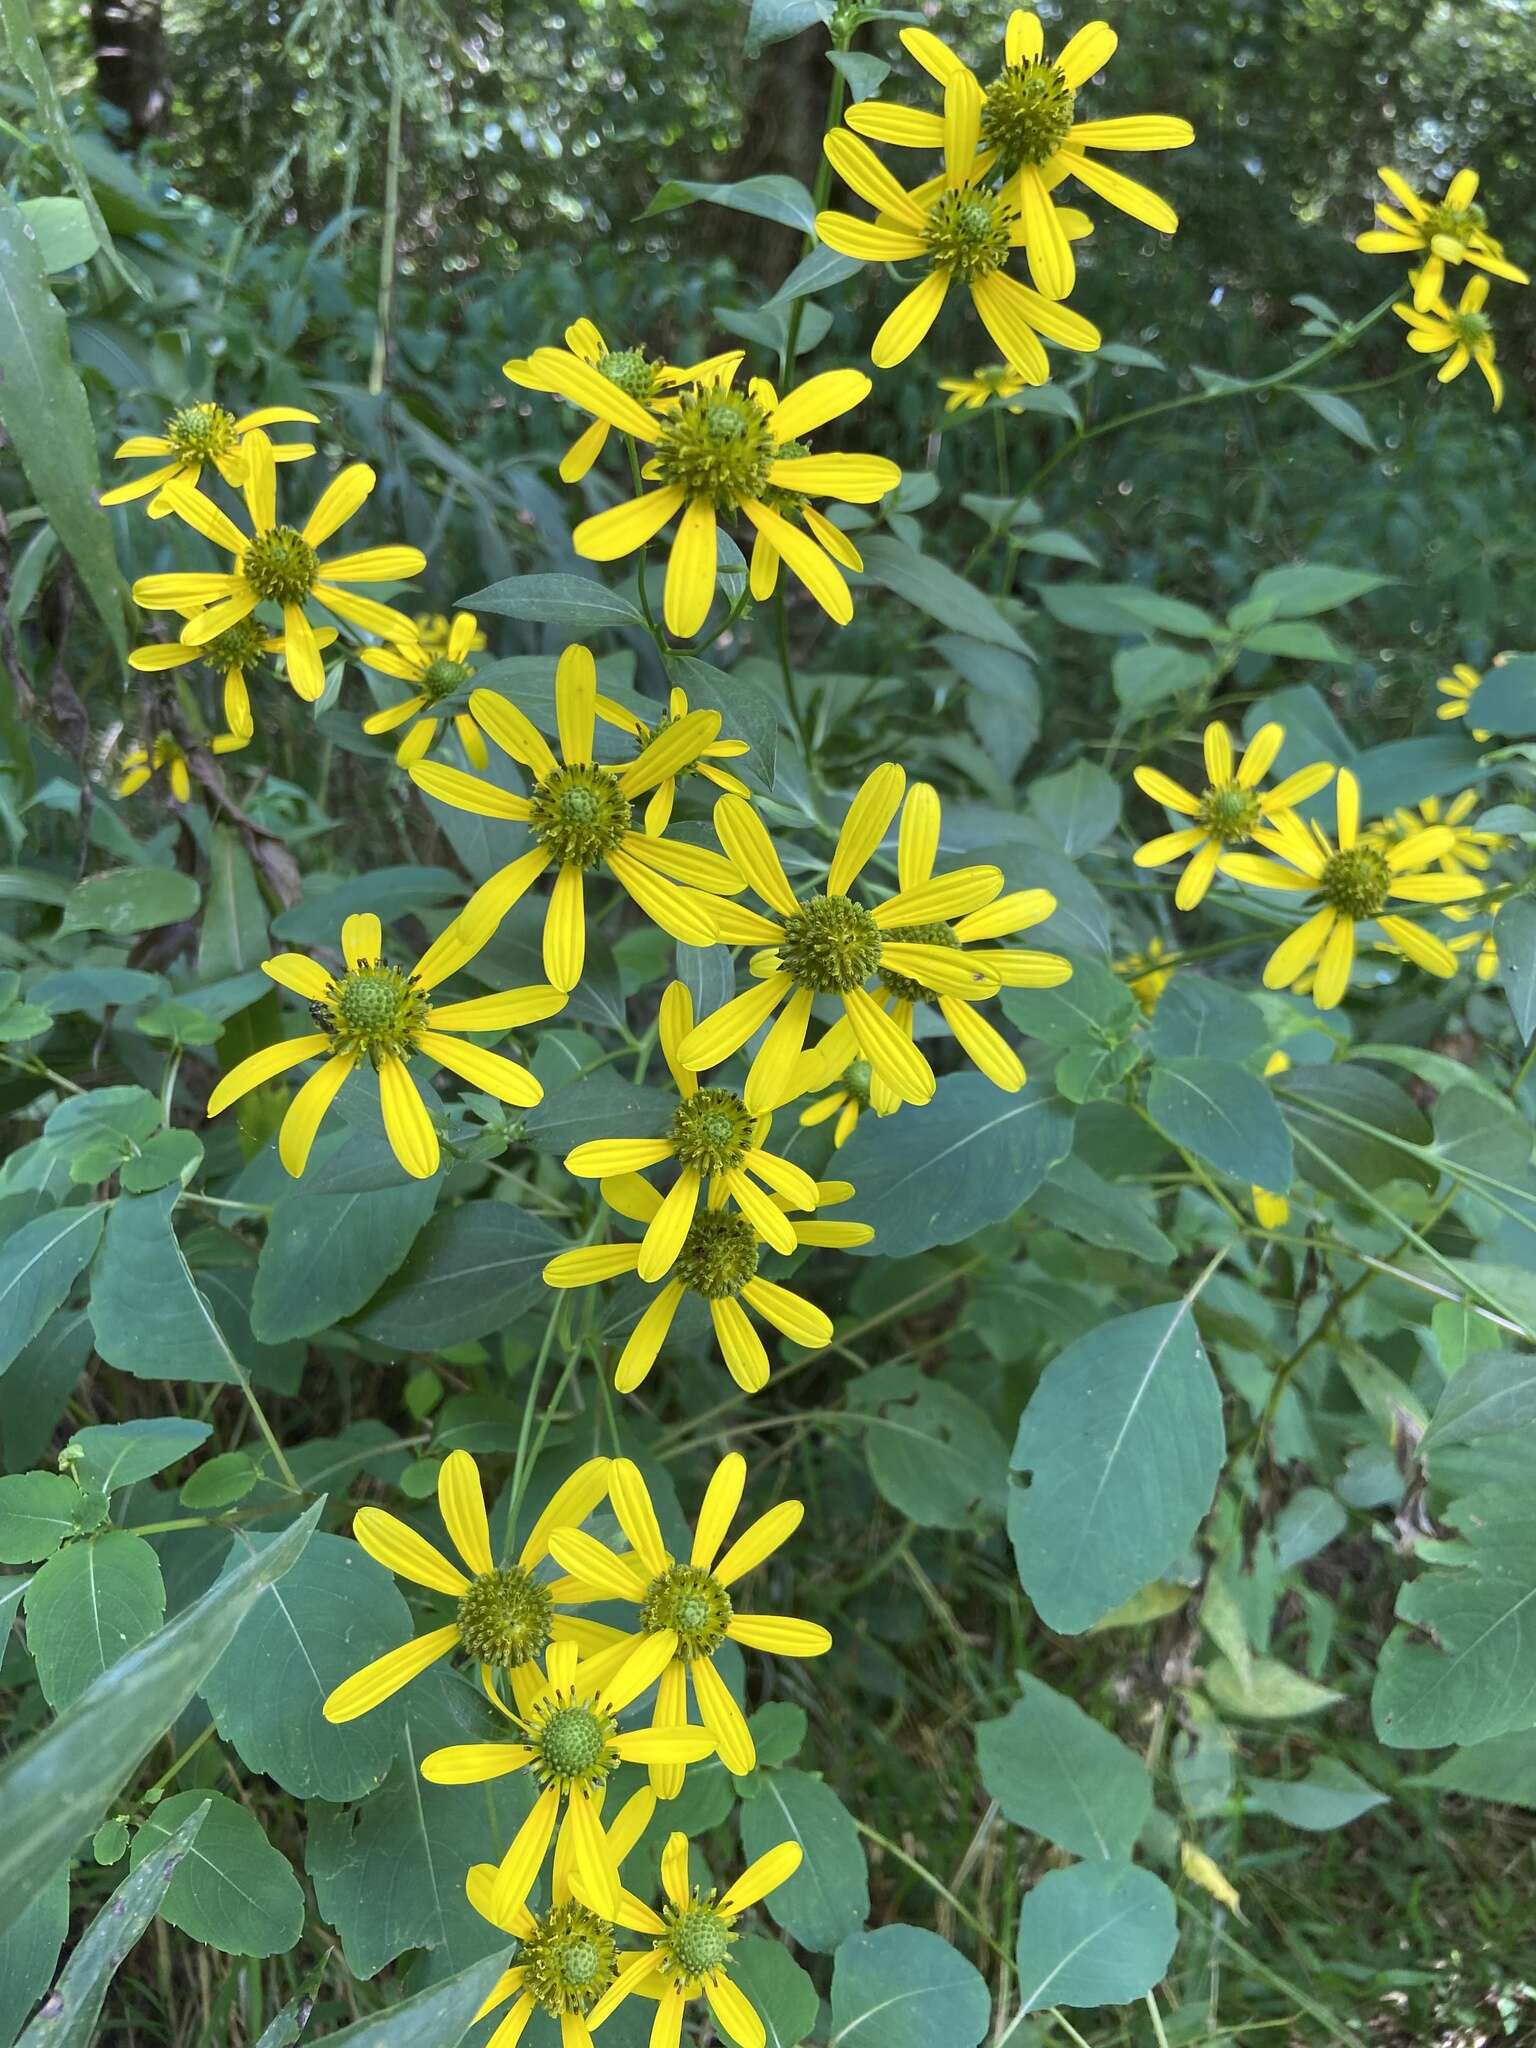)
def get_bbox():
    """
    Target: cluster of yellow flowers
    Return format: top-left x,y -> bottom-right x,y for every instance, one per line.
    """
316,1448 -> 814,2045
